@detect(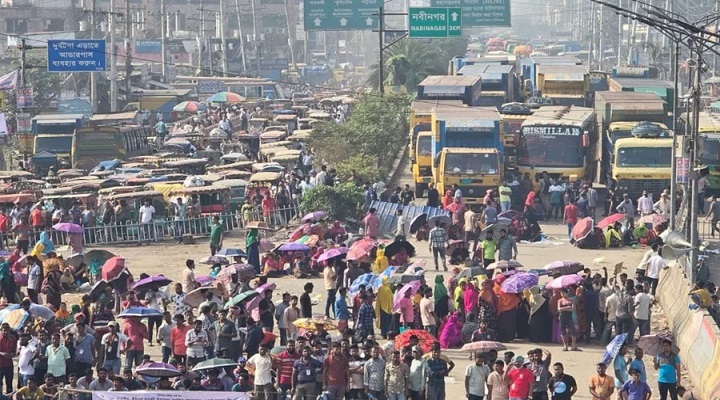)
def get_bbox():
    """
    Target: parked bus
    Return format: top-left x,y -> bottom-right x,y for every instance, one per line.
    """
72,125 -> 152,171
517,106 -> 597,180
682,112 -> 720,196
